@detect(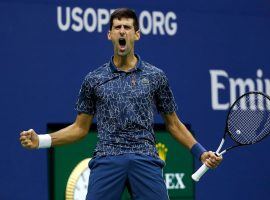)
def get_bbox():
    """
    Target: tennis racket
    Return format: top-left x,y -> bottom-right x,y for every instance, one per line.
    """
192,91 -> 270,182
